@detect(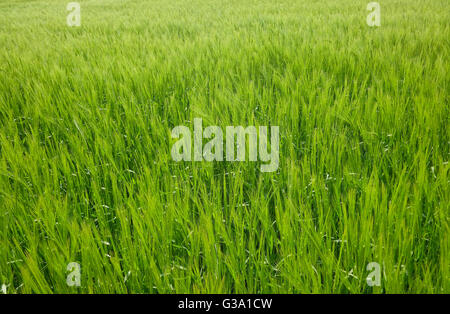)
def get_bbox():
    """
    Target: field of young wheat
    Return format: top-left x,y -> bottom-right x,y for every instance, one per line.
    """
0,0 -> 448,294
